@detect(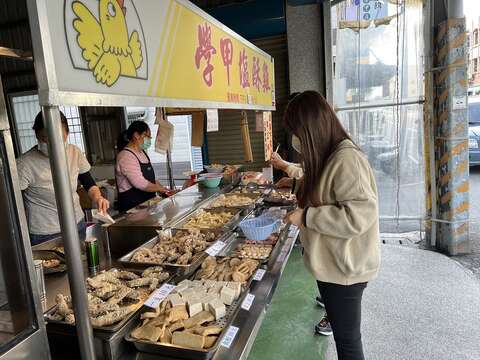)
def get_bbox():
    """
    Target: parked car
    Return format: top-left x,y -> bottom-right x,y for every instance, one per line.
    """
469,98 -> 480,166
